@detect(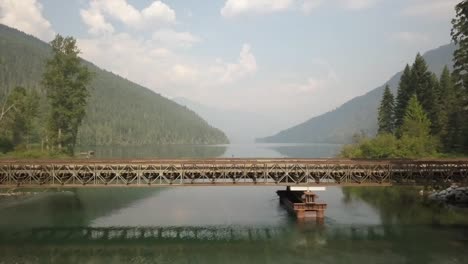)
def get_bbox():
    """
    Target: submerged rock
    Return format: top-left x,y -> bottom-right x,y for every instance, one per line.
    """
428,186 -> 468,204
